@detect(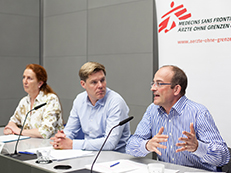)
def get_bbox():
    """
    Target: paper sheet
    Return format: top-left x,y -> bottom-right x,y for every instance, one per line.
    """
86,159 -> 146,173
86,159 -> 179,173
0,135 -> 30,143
25,146 -> 93,161
128,167 -> 179,173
